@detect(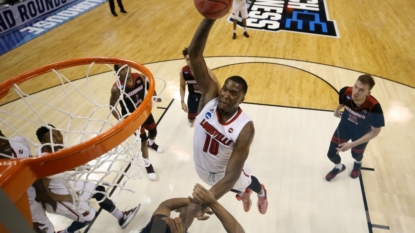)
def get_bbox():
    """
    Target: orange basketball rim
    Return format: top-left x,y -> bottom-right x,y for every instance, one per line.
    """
0,57 -> 154,227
